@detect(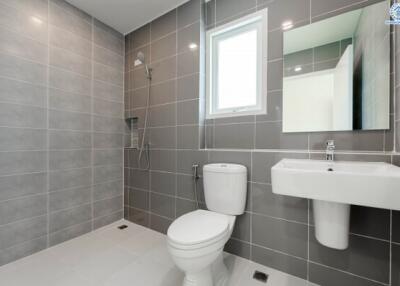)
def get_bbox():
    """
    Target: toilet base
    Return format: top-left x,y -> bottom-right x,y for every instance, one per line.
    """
181,254 -> 229,286
183,267 -> 213,286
